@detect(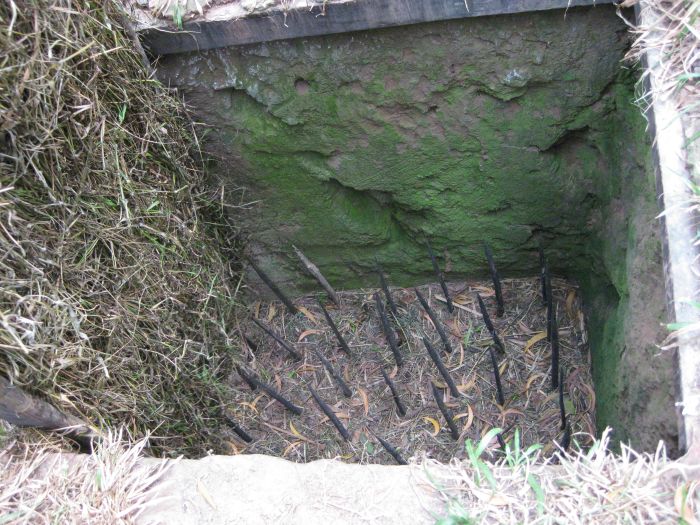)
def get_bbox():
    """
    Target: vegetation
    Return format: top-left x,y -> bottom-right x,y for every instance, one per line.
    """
0,0 -> 241,457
